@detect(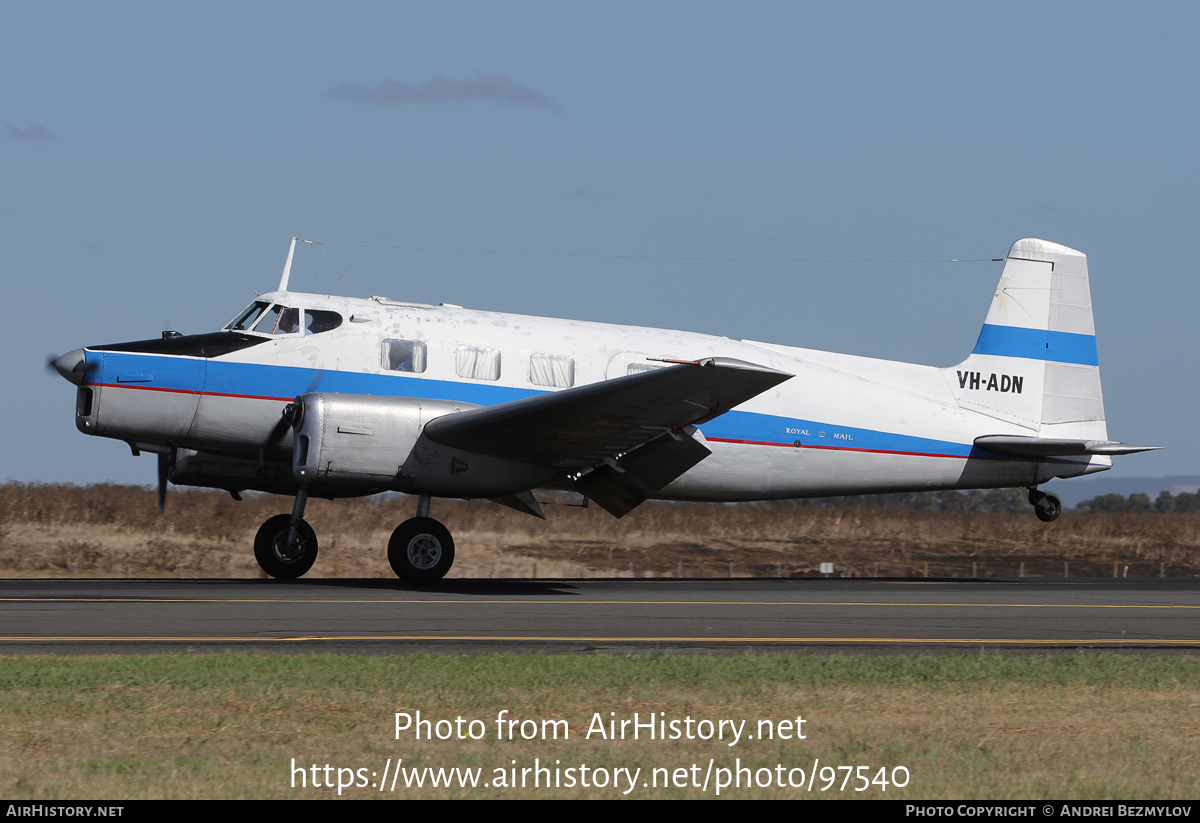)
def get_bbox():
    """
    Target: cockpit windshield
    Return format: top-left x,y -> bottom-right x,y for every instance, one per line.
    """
253,305 -> 292,334
223,301 -> 343,336
226,301 -> 271,331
